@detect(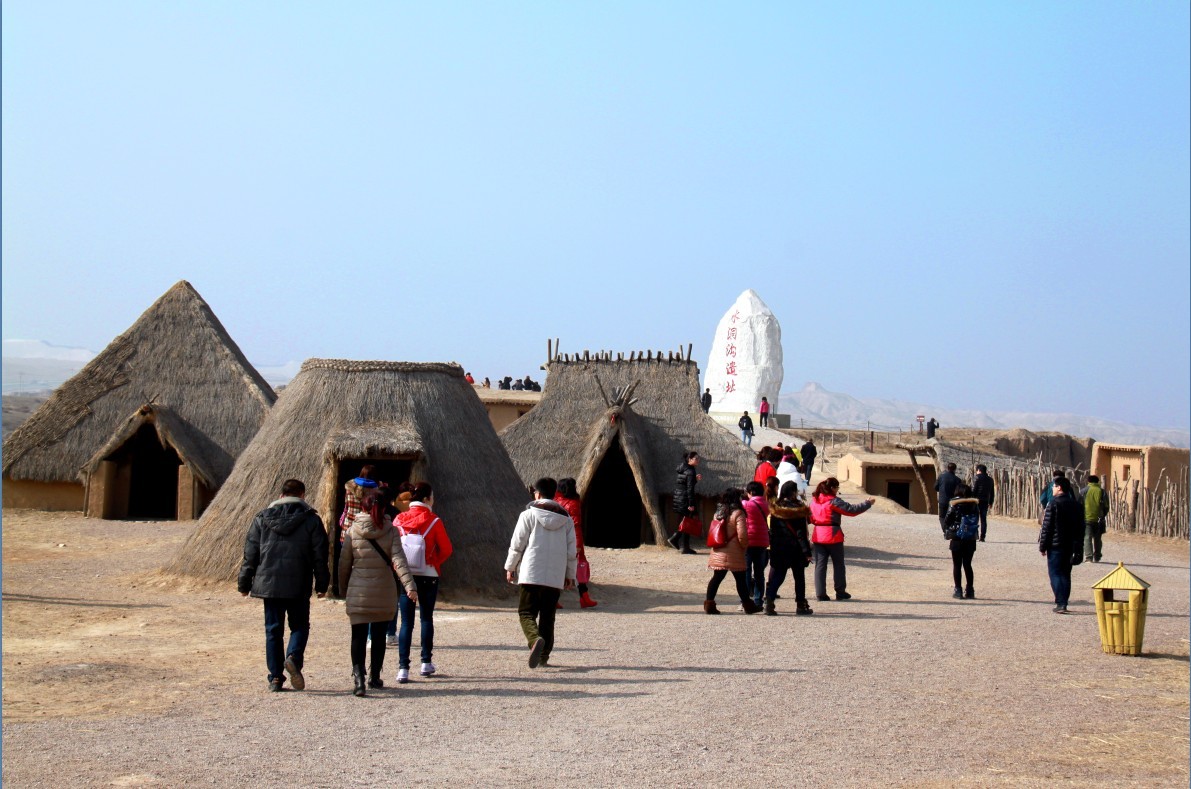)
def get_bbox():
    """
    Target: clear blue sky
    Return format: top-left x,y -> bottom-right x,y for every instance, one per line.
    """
4,3 -> 1188,429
